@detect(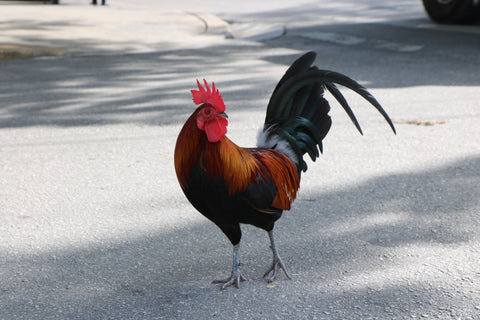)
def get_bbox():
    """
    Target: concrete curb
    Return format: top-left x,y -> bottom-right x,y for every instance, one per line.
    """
187,11 -> 230,35
190,12 -> 285,42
